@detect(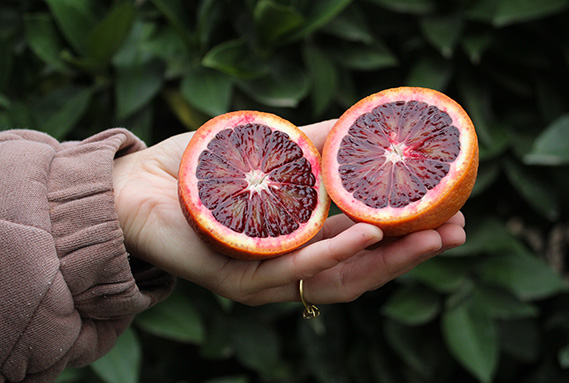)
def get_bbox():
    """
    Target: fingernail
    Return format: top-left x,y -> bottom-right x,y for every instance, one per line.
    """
364,225 -> 383,246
